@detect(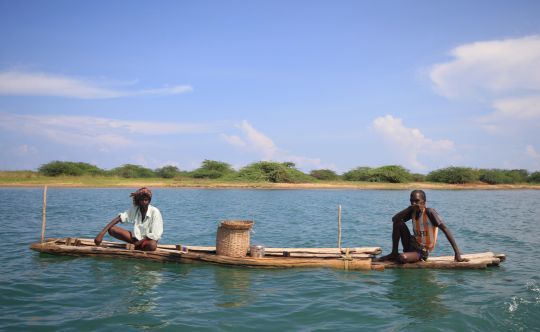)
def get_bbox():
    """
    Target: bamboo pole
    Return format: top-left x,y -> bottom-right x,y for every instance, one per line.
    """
337,204 -> 342,252
41,186 -> 48,243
